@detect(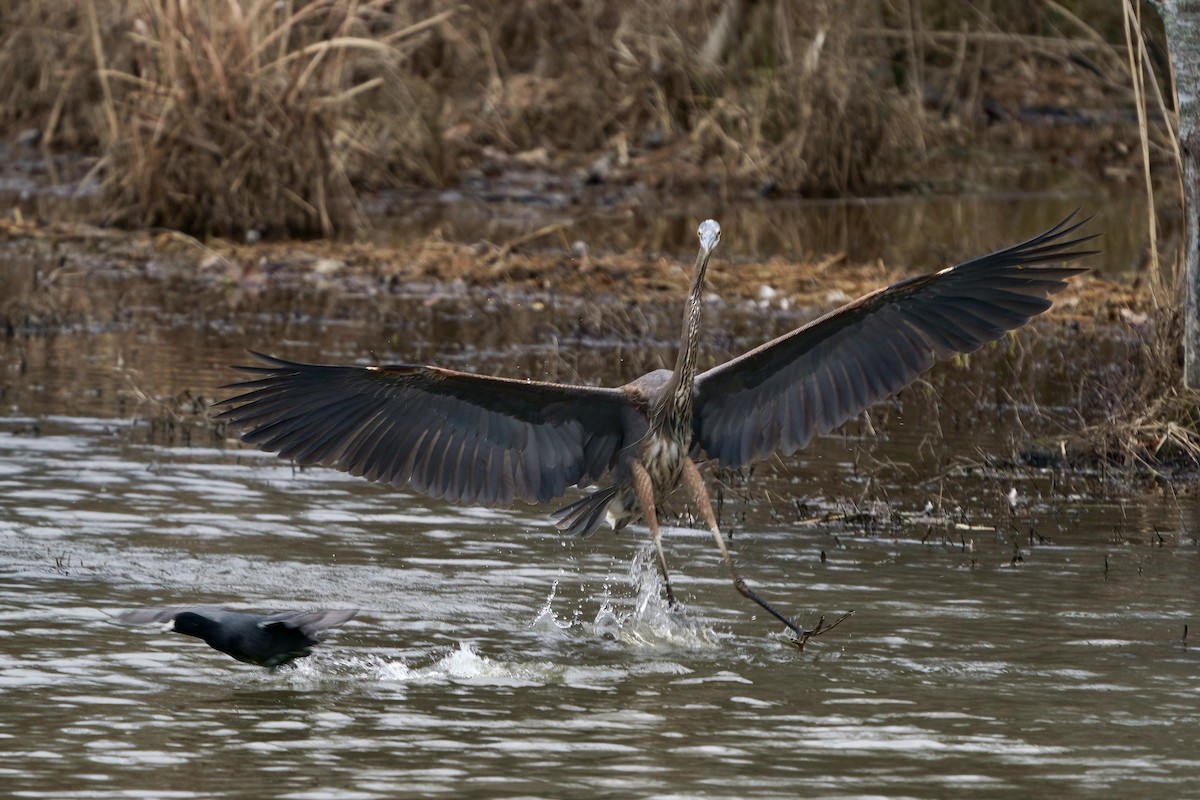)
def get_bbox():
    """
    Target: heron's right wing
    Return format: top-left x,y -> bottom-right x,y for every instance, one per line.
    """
693,212 -> 1094,468
215,353 -> 633,506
